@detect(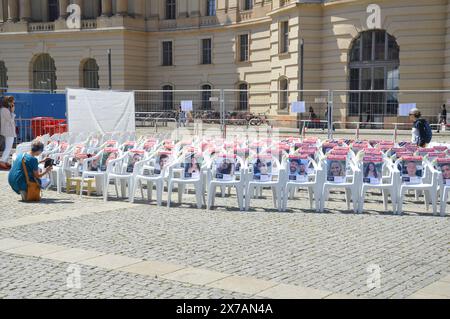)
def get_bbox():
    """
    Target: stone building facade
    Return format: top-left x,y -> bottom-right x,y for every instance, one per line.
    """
0,0 -> 449,125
